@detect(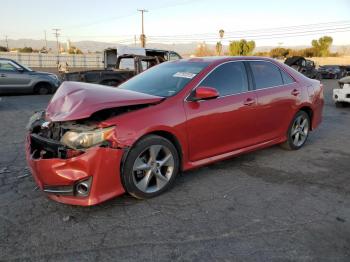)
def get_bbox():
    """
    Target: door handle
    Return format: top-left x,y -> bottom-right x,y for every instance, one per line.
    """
243,98 -> 255,106
291,89 -> 300,96
0,74 -> 6,77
